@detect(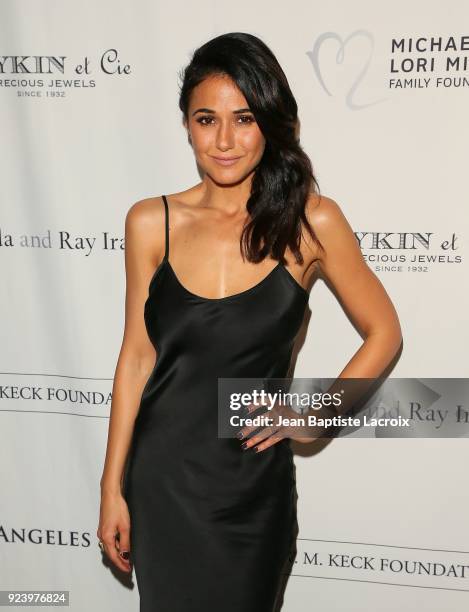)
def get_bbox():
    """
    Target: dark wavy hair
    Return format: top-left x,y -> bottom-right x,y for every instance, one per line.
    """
178,31 -> 323,265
